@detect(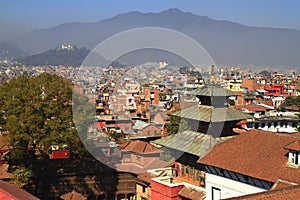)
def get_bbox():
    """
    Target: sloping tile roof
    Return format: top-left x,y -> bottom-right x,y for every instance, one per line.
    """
60,190 -> 87,200
154,112 -> 169,121
284,140 -> 300,151
152,130 -> 235,156
0,134 -> 10,151
115,159 -> 174,174
0,164 -> 12,180
198,129 -> 300,183
0,180 -> 39,200
271,179 -> 298,190
137,173 -> 154,184
178,186 -> 206,200
285,105 -> 299,111
193,85 -> 237,97
172,105 -> 251,122
119,140 -> 161,154
225,184 -> 300,200
235,105 -> 267,112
